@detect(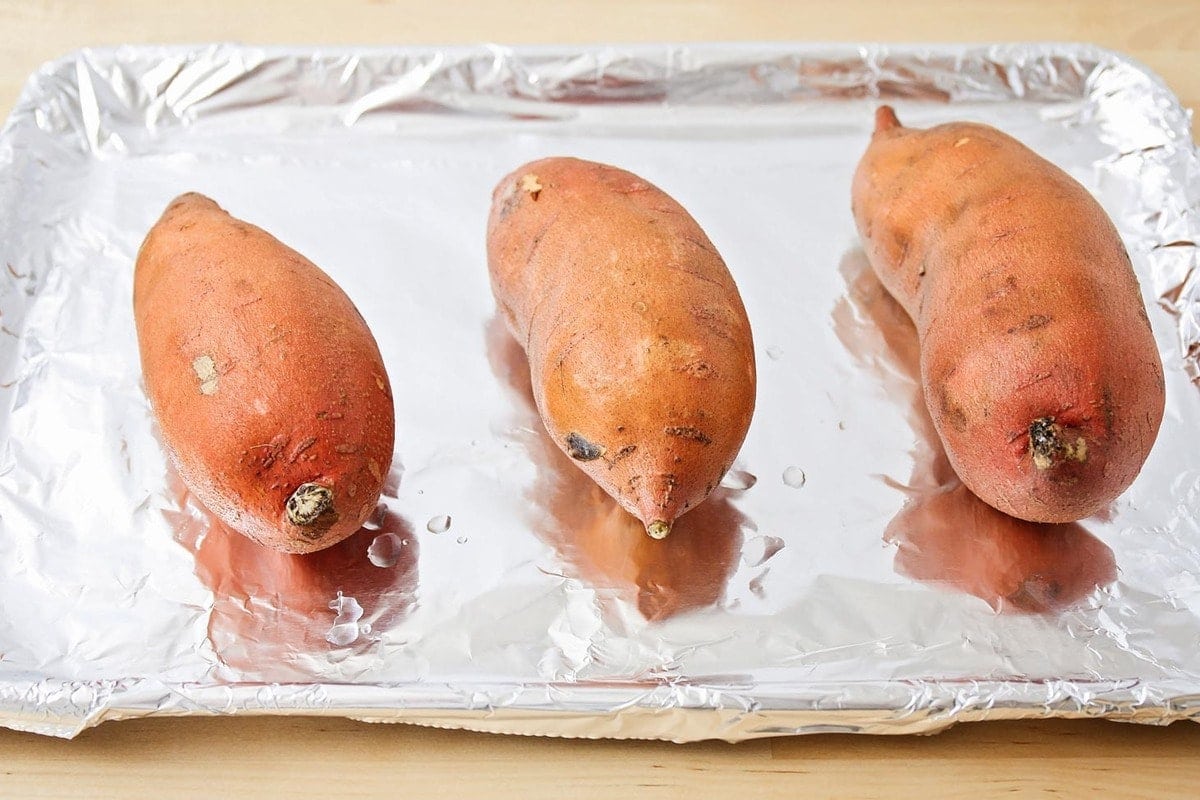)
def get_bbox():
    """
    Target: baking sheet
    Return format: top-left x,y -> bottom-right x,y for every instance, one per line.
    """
0,43 -> 1198,740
